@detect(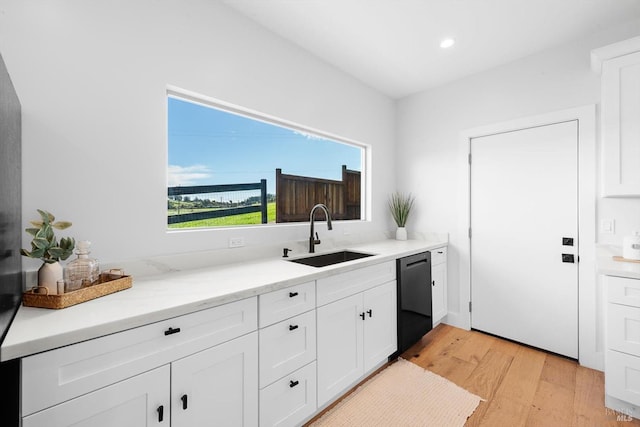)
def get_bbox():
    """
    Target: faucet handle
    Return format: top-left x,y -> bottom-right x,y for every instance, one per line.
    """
314,232 -> 321,244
